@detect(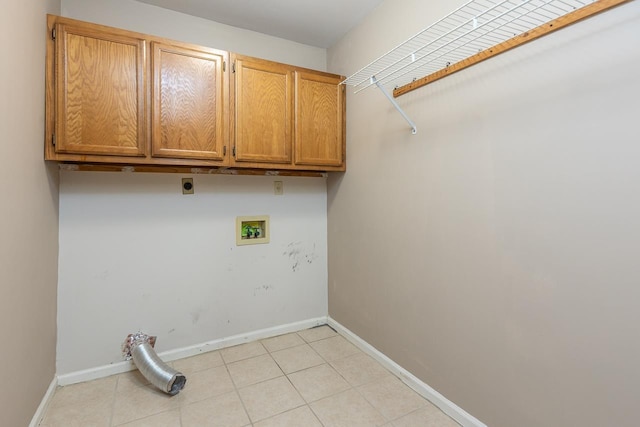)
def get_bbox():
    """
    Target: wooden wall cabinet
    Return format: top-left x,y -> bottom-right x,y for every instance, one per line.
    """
231,54 -> 346,172
152,42 -> 228,162
232,56 -> 293,165
51,21 -> 147,157
294,71 -> 344,168
46,15 -> 345,174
